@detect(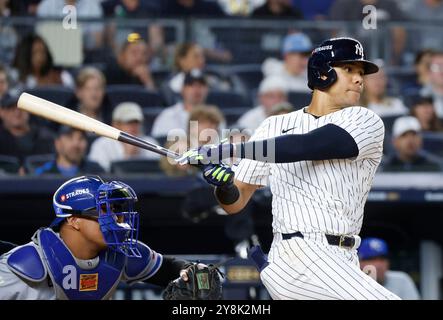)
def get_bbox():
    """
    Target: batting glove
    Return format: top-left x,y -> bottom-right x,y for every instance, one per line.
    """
177,142 -> 235,166
202,163 -> 235,187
